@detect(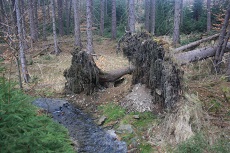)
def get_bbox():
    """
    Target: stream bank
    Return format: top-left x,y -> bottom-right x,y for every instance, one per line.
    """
33,98 -> 127,153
